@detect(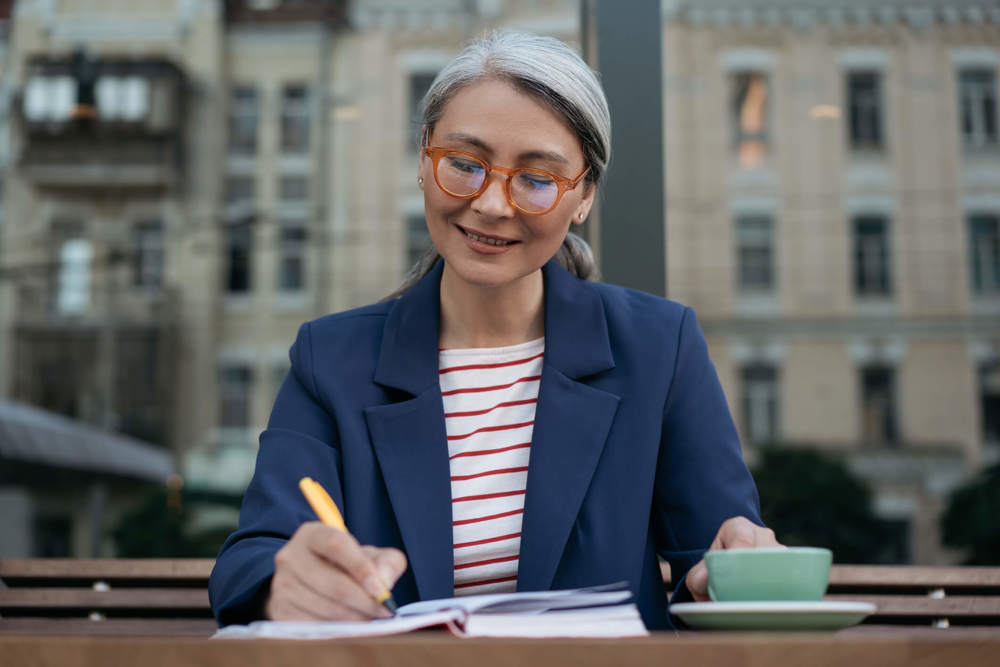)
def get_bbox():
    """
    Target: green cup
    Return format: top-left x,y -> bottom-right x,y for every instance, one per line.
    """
705,547 -> 832,602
